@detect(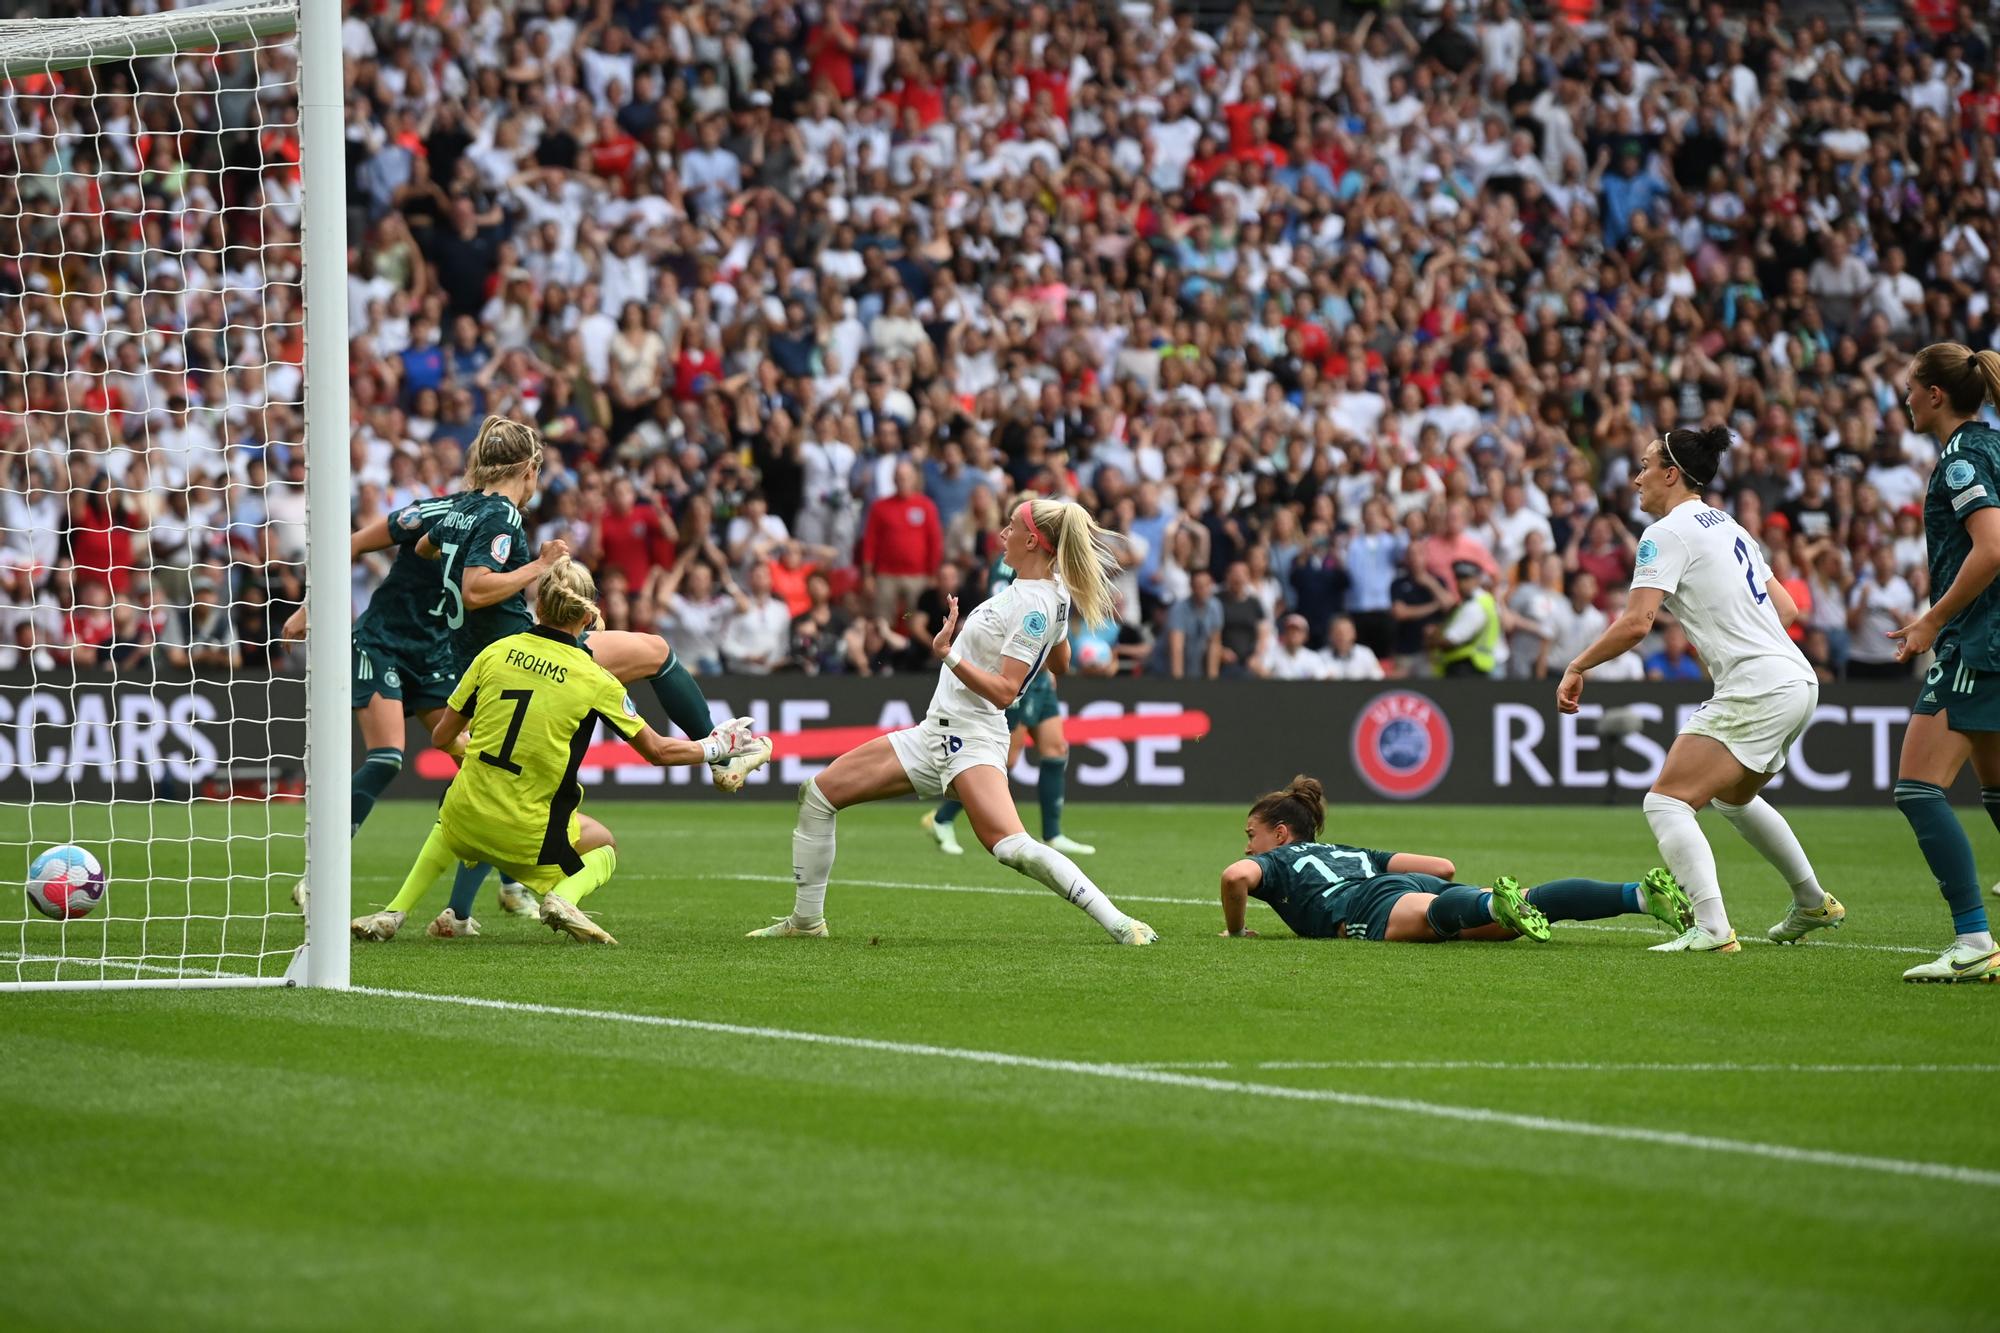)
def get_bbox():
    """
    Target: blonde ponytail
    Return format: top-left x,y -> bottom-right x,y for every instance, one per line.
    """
463,415 -> 545,490
1912,342 -> 2000,417
1975,349 -> 2000,413
535,556 -> 602,634
1026,496 -> 1120,628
